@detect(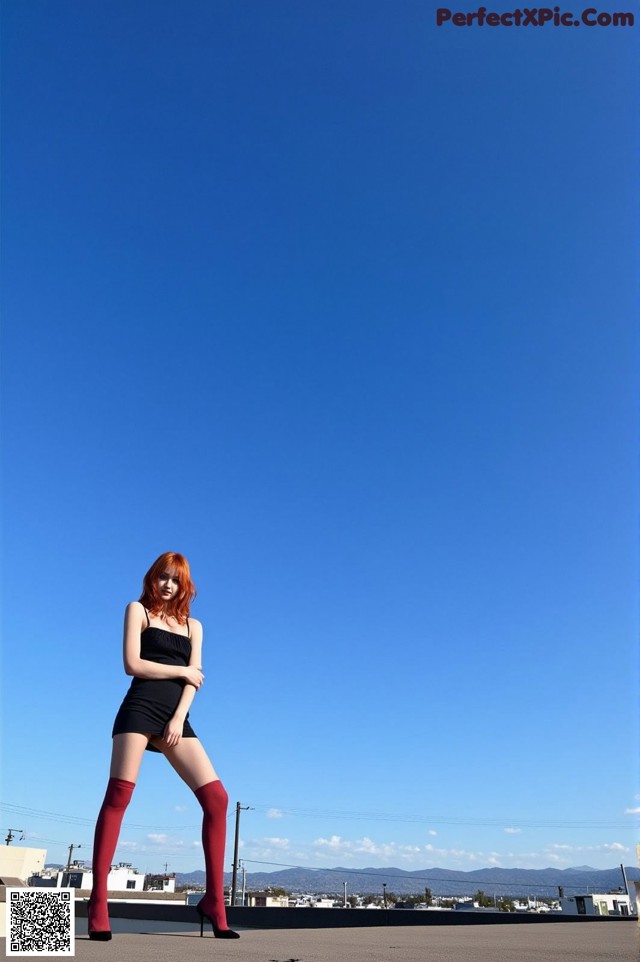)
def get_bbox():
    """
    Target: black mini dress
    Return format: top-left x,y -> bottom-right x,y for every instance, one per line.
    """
112,609 -> 197,753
